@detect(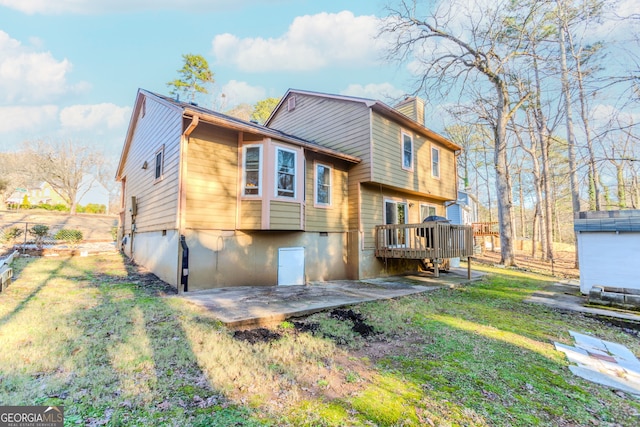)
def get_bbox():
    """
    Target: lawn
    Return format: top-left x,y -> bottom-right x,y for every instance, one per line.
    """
0,253 -> 638,426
